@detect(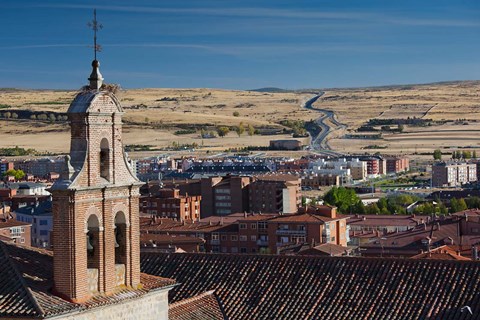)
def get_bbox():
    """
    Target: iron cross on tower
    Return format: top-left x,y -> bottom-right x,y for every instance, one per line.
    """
87,9 -> 103,60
